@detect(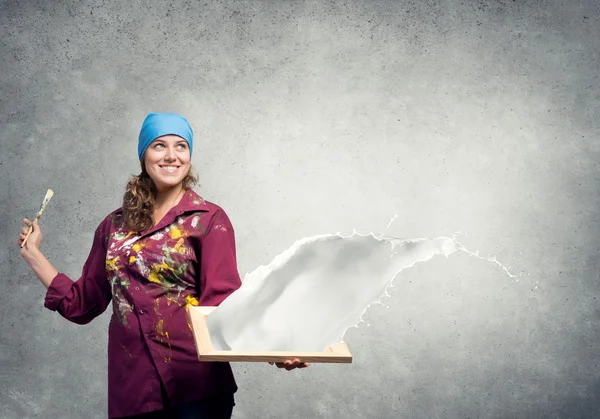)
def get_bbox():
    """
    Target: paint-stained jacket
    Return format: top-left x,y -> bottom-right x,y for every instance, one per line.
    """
44,189 -> 241,418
